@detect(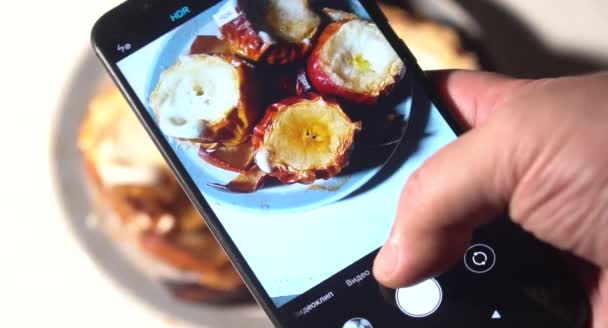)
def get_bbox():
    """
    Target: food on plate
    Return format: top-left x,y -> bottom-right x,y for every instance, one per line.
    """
220,0 -> 321,64
252,94 -> 361,185
380,3 -> 479,70
150,54 -> 261,148
147,2 -> 481,193
308,17 -> 405,104
79,86 -> 248,303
